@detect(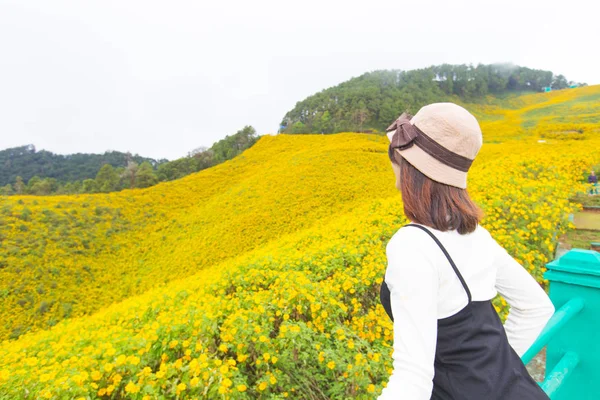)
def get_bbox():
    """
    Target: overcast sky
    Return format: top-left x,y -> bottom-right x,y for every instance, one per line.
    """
1,0 -> 598,160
